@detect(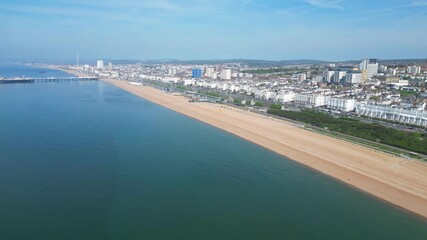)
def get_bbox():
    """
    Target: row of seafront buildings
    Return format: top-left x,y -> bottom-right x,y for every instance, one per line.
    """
182,78 -> 426,126
277,92 -> 426,126
294,94 -> 357,112
285,93 -> 426,126
356,103 -> 427,126
184,79 -> 358,112
274,92 -> 427,126
74,59 -> 427,127
191,78 -> 426,126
